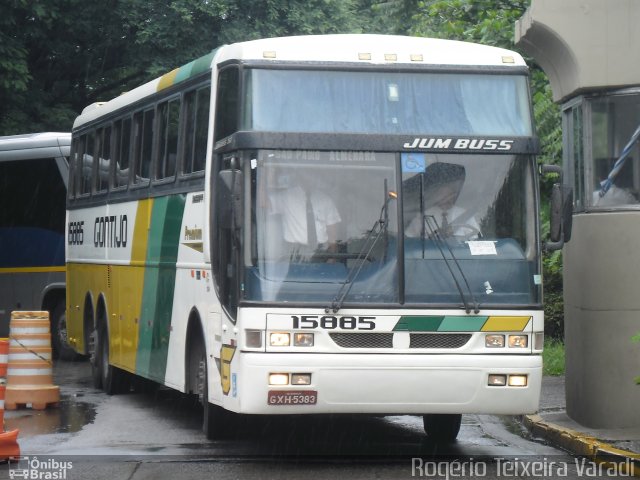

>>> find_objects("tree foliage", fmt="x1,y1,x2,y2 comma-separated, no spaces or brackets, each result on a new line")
0,0,364,134
0,1,563,173
2,0,562,152
410,0,529,45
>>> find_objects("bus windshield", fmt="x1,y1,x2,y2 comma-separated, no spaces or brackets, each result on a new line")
245,150,540,307
244,69,532,136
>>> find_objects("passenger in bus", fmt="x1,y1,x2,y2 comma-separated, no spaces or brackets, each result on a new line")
405,162,481,239
267,171,342,262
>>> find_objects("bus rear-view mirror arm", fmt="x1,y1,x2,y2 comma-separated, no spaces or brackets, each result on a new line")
541,164,573,251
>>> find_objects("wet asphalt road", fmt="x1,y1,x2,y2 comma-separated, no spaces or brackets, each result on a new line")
1,360,609,479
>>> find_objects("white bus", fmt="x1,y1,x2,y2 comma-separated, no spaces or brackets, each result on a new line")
66,34,556,442
0,132,74,358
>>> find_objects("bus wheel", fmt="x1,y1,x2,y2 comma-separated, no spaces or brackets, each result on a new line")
195,339,231,440
423,414,462,443
51,302,77,361
89,327,102,390
96,322,128,395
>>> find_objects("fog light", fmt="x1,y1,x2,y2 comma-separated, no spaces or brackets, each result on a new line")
508,335,528,348
293,332,314,347
269,373,289,385
246,330,262,348
508,375,528,387
291,373,311,385
488,374,507,386
485,334,505,348
270,332,290,347
534,332,544,350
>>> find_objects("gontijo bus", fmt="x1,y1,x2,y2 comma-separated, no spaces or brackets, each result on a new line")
66,34,558,441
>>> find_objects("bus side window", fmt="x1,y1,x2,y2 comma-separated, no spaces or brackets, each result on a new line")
193,87,210,172
113,117,132,189
182,86,210,175
214,67,239,142
157,98,180,180
182,90,196,174
95,126,111,193
141,109,154,183
80,131,94,196
133,110,154,186
69,137,82,199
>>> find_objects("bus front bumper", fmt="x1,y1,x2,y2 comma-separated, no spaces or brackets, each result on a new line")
228,353,542,415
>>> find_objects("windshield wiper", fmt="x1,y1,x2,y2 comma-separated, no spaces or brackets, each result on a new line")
327,185,396,313
424,215,479,314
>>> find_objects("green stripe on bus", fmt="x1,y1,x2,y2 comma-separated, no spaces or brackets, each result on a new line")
393,315,490,332
187,50,216,78
159,50,216,90
136,194,186,382
437,316,488,332
393,316,444,332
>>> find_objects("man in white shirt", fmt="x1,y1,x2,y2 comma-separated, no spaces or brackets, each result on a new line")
405,162,480,240
268,178,342,261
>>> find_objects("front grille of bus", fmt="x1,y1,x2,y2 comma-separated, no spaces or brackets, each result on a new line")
409,333,472,349
330,332,393,349
329,332,472,349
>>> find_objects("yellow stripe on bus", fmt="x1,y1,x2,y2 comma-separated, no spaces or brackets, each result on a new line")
131,199,153,265
119,199,153,371
157,68,180,92
481,316,531,332
0,266,65,274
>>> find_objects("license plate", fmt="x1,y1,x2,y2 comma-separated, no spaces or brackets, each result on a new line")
268,390,318,406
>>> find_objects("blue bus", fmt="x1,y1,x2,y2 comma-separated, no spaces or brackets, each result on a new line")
0,132,73,358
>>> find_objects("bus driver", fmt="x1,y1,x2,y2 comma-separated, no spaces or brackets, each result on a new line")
267,170,342,261
405,162,481,239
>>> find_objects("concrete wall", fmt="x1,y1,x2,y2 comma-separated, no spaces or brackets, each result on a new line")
563,213,640,428
517,0,640,430
516,0,640,102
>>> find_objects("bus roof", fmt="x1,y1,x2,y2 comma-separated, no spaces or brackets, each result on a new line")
0,132,71,162
217,34,526,67
73,34,527,130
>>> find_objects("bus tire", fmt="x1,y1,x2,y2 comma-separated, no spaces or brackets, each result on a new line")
51,302,77,361
96,320,128,395
89,326,102,390
423,414,462,443
194,336,231,440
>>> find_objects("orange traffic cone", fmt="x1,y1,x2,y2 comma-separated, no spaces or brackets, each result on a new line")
0,337,20,460
5,312,60,410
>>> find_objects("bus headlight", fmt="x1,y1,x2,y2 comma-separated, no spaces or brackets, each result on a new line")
293,332,314,347
485,334,505,348
488,374,507,386
269,373,289,385
270,332,291,346
291,373,312,385
508,335,528,348
508,374,528,387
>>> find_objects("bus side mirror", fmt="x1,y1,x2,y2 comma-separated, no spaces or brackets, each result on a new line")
549,184,563,243
217,169,244,229
542,165,573,251
561,185,573,242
